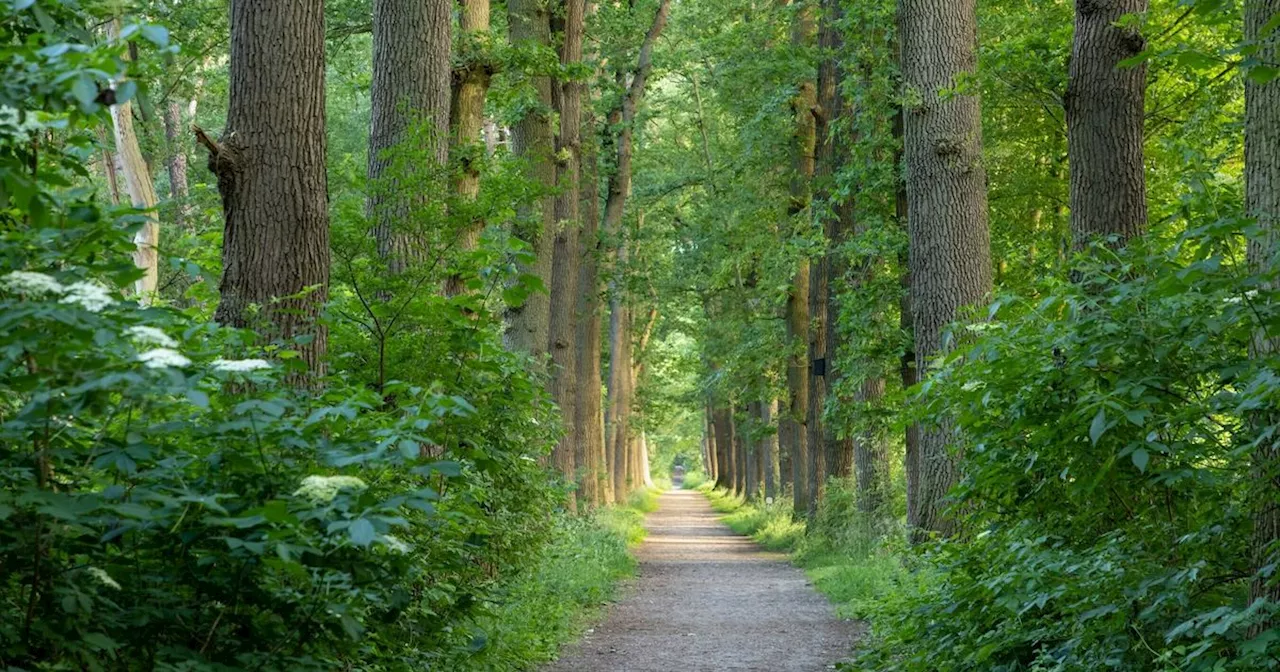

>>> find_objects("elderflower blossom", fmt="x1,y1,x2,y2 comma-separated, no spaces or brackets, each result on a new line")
211,358,273,373
87,567,121,590
137,348,191,369
294,475,368,503
382,535,412,554
1224,290,1260,305
2,270,64,296
60,280,115,313
125,325,178,348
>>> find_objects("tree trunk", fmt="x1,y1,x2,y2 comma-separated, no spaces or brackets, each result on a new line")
731,407,745,496
745,401,760,500
713,405,733,490
577,73,609,506
108,26,159,304
705,404,719,481
549,0,586,506
369,0,452,270
853,377,890,516
899,0,993,540
203,0,329,374
786,0,817,519
607,297,632,498
161,100,190,230
1247,0,1280,616
505,0,558,358
763,400,778,500
447,0,495,295
1066,0,1148,249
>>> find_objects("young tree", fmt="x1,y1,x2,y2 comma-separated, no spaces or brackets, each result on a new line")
368,0,452,269
1066,0,1148,248
899,0,993,539
199,0,330,373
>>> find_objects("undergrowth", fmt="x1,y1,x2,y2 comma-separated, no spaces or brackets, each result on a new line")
454,492,656,670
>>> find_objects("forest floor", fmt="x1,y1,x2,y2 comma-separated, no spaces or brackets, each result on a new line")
546,489,859,671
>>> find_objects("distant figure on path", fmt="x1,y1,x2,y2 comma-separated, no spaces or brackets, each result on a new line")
672,464,685,488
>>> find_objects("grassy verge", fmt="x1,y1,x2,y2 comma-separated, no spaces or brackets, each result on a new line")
700,484,920,621
454,488,661,670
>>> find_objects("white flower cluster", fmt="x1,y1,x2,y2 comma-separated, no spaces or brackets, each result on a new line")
382,535,412,554
61,281,116,313
293,475,369,503
3,271,118,313
137,348,192,369
2,270,64,296
1224,290,1260,305
126,325,178,348
87,567,121,590
212,358,273,373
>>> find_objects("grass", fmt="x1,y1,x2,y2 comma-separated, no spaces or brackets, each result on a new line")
699,483,917,620
454,488,663,670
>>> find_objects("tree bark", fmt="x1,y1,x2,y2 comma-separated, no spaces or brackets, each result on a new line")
607,296,632,498
1066,0,1148,249
505,0,558,358
203,0,329,374
763,400,778,500
369,0,452,270
713,405,734,490
899,0,993,540
447,0,495,295
162,100,190,231
108,23,159,304
786,0,817,518
549,0,586,506
705,404,719,481
577,66,609,506
745,401,760,500
1247,0,1280,616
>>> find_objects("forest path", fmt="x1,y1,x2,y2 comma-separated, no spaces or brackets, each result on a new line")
546,489,858,671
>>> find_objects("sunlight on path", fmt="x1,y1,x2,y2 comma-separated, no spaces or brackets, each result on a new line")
546,490,858,671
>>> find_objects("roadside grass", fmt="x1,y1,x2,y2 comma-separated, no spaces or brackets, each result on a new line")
699,484,920,621
457,489,661,670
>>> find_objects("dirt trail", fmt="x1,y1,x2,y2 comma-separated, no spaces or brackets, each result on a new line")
547,489,858,671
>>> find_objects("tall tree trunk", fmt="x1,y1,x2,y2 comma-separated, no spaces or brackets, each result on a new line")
602,0,671,500
108,23,159,304
731,407,745,496
369,0,452,269
1066,0,1148,249
763,400,778,500
853,377,890,515
786,0,817,519
899,0,993,540
745,401,760,500
448,0,495,295
161,100,190,231
202,0,330,374
549,0,586,506
713,405,733,490
506,0,558,358
894,106,921,529
607,296,632,498
1247,0,1280,616
577,74,609,506
705,404,719,481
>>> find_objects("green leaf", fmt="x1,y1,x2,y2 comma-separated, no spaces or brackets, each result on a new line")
1089,408,1107,445
140,24,169,47
71,76,97,109
1131,448,1149,473
348,518,375,546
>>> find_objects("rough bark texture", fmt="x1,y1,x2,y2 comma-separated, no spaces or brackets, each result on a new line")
447,0,495,296
369,0,452,269
607,278,633,498
763,400,779,500
107,26,159,304
786,0,817,517
1066,0,1148,249
549,0,586,505
1247,0,1280,616
713,405,733,490
577,86,609,506
900,0,993,540
162,100,190,230
505,0,558,358
205,0,330,374
853,377,890,515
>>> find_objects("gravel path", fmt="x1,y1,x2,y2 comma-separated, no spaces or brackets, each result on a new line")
546,489,859,671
